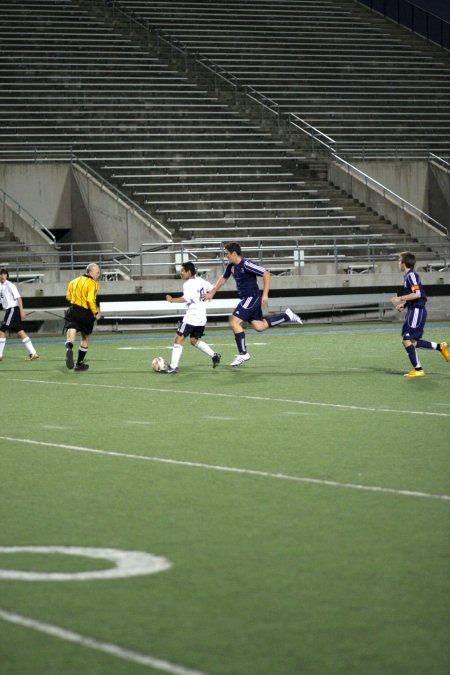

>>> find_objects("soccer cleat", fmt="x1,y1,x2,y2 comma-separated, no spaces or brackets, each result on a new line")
27,353,39,361
212,352,221,368
65,348,74,370
403,369,425,377
230,353,251,367
285,308,303,324
439,341,449,362
74,362,89,371
166,366,178,374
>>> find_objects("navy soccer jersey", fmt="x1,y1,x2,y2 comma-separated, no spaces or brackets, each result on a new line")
403,269,427,308
223,257,266,298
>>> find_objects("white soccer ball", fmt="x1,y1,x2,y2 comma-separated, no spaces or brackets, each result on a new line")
152,356,167,372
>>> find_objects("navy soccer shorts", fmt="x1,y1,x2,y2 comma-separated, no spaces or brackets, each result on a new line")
232,293,264,323
402,306,427,341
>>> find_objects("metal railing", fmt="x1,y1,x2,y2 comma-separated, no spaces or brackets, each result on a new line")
429,152,450,173
1,236,448,281
288,113,338,155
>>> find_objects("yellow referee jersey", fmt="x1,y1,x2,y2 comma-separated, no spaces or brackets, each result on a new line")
66,274,99,314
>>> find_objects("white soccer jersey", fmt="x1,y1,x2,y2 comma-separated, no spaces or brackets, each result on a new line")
182,276,213,326
0,280,21,310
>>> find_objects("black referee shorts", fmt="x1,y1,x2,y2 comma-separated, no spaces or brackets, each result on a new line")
64,305,95,336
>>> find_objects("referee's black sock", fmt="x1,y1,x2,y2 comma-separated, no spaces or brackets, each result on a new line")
65,341,73,350
77,346,88,364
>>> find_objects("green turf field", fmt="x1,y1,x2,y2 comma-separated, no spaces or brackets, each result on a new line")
1,323,449,675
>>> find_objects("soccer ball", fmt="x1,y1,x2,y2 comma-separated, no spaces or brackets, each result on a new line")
152,356,167,372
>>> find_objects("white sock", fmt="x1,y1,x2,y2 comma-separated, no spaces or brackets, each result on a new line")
22,337,36,355
0,337,6,357
170,344,183,368
195,340,214,357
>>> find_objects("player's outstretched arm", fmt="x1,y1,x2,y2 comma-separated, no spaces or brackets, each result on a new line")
202,275,227,301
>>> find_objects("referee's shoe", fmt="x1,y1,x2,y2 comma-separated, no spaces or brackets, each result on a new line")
66,348,74,370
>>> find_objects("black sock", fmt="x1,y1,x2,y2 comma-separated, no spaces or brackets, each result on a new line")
77,347,88,364
235,331,246,354
405,344,421,369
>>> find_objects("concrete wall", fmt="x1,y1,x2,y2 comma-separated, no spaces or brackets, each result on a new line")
329,158,449,245
0,162,72,230
429,161,450,228
71,163,171,251
351,160,429,211
0,161,172,251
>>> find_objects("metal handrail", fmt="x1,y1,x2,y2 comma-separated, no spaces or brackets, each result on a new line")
245,88,281,129
429,152,450,171
288,113,338,153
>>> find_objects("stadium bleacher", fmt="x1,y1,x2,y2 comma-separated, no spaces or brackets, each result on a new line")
0,0,448,286
112,0,450,159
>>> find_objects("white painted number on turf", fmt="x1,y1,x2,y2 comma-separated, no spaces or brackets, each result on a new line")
0,546,172,581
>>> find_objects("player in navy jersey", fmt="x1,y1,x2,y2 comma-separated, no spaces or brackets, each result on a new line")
202,242,302,366
390,251,449,377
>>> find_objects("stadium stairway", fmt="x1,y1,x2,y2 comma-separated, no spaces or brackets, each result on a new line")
0,0,441,272
110,0,450,160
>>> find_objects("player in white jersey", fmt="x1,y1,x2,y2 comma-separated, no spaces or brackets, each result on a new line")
162,262,221,373
0,268,39,361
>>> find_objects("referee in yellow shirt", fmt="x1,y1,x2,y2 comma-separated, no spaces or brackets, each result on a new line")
64,262,101,371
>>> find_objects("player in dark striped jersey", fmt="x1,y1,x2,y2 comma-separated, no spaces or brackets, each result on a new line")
202,242,302,367
390,251,449,377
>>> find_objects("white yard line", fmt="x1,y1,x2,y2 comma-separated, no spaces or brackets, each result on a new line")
118,342,267,350
125,420,157,425
204,416,239,421
0,609,210,675
11,378,450,418
1,435,448,502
